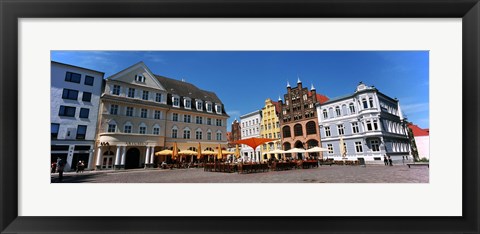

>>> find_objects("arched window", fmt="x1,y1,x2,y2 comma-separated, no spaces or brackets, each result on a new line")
283,142,291,150
123,122,132,133
369,97,374,108
349,103,356,114
139,123,147,134
335,106,341,116
282,126,291,138
294,124,303,136
322,109,328,119
195,129,202,140
306,121,317,135
307,139,318,148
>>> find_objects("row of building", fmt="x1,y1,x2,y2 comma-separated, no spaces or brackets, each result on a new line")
51,61,229,171
230,79,426,164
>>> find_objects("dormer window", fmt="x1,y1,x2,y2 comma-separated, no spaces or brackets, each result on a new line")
206,102,213,112
135,74,145,82
172,96,180,107
184,98,191,109
196,100,203,111
215,104,222,114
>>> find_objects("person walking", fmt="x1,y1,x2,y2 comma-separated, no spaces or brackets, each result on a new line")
388,156,393,166
383,155,388,166
57,157,65,182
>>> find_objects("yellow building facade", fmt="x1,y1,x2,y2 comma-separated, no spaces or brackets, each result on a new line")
260,98,282,161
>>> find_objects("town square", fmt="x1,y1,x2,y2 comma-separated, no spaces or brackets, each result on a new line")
50,51,429,183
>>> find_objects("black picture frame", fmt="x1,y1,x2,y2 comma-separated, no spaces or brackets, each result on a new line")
1,0,478,233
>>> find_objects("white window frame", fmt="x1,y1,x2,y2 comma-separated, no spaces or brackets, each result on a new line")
155,93,162,102
172,113,178,122
206,102,213,112
337,124,345,135
154,110,161,119
184,98,192,109
352,122,359,134
371,140,380,152
355,141,363,153
110,104,118,115
215,104,222,114
126,107,134,117
127,88,135,98
172,95,180,108
196,100,203,111
327,144,333,154
324,126,331,137
124,124,132,133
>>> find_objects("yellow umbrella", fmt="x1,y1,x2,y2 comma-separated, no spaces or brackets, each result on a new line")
178,150,198,155
235,144,240,159
217,144,223,160
201,150,216,155
155,149,173,156
172,142,178,160
197,142,202,159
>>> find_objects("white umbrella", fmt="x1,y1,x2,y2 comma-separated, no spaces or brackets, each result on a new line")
286,148,306,160
339,137,347,158
306,147,329,152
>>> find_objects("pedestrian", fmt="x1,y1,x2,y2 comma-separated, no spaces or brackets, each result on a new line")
76,160,82,173
383,155,388,166
402,156,405,165
51,162,57,173
388,156,393,166
57,157,65,182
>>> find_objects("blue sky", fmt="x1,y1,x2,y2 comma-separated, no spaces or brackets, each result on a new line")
51,51,429,130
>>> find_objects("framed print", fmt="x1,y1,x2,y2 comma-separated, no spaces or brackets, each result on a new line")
1,0,479,233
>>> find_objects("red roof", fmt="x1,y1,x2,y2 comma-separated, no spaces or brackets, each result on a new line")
307,91,329,104
408,123,429,136
271,101,281,114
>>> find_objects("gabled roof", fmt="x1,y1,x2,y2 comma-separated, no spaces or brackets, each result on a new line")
155,75,222,104
307,91,329,104
408,123,429,136
271,101,281,114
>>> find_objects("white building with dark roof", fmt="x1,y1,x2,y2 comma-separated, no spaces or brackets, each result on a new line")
51,61,104,171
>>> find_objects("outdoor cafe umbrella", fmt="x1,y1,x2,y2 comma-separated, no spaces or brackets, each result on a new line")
233,137,276,162
178,150,198,155
235,144,240,159
339,136,347,159
197,142,202,160
268,149,287,160
155,149,173,156
286,148,306,159
306,146,329,160
172,142,179,160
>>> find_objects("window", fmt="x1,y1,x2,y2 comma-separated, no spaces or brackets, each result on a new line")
324,126,331,137
215,104,222,113
139,126,146,134
327,144,334,154
107,124,116,133
184,115,191,123
84,75,94,86
352,122,359,134
349,103,355,114
306,121,317,135
355,141,363,153
196,130,202,140
183,129,191,139
371,140,380,152
185,99,191,109
127,88,135,98
173,97,180,107
126,107,133,117
362,98,368,108
82,92,92,102
110,104,118,115
196,116,203,124
154,110,161,119
65,72,81,83
124,125,132,133
51,123,59,139
59,106,75,117
366,120,372,131
335,106,341,116
206,103,212,112
141,109,147,118
207,132,212,140
207,118,212,125
135,74,145,82
153,127,160,135
282,126,291,138
369,97,374,108
62,89,78,100
155,93,162,102
216,132,222,141
172,129,178,138
294,124,303,136
323,109,328,118
373,120,379,130
142,90,149,100
76,125,87,139
337,124,344,135
216,119,222,126
172,113,179,121
196,101,203,110
79,108,89,118
112,85,120,95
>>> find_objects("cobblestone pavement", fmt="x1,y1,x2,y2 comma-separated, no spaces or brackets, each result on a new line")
52,164,429,183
